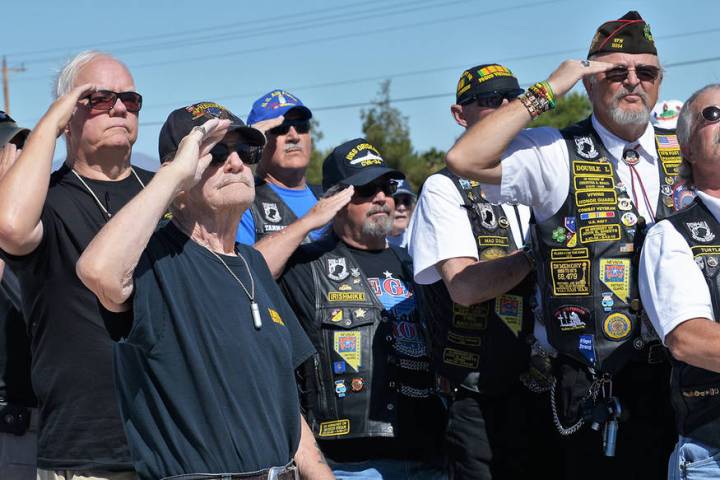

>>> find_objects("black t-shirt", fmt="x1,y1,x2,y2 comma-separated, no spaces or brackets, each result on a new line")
115,222,315,480
280,242,446,463
0,163,153,470
0,266,35,406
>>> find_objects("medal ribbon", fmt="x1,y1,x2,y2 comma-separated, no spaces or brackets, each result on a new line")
622,146,655,221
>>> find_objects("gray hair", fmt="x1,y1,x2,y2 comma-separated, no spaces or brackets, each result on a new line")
676,84,720,186
53,50,124,98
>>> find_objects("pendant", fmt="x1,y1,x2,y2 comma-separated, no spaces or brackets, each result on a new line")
251,301,262,329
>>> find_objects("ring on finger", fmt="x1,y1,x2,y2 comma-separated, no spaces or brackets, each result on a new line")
581,60,590,67
192,125,207,136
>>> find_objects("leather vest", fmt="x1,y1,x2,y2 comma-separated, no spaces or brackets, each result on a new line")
418,168,534,392
300,238,433,441
666,198,720,446
534,117,680,373
249,180,320,242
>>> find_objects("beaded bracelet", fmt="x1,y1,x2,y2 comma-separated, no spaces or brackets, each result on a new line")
518,81,557,118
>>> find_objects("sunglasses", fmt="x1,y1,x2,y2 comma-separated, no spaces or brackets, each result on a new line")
354,180,398,198
464,90,523,109
394,194,415,207
603,65,661,83
267,120,310,136
84,90,143,113
210,143,262,165
700,105,720,125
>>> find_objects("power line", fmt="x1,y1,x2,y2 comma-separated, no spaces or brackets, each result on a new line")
20,0,566,82
6,0,388,60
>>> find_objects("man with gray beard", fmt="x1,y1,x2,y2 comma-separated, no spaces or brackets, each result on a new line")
278,138,447,479
445,10,679,479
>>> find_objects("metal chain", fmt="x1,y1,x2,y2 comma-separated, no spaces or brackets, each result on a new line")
71,167,146,219
206,248,255,303
550,374,606,436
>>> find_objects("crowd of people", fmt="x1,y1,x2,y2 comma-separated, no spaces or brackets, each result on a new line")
2,9,720,480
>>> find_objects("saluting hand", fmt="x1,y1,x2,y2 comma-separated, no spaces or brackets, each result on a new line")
301,185,355,230
170,118,231,190
546,59,615,99
41,83,96,137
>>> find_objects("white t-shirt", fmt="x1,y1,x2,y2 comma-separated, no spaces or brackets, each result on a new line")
639,191,719,343
409,172,531,285
482,115,661,225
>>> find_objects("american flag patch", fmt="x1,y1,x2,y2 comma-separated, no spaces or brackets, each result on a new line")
657,135,679,149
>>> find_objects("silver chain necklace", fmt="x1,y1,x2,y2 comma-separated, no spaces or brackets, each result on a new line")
70,167,146,219
206,247,262,330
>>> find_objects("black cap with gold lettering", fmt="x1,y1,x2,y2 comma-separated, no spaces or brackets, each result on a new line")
455,64,523,106
588,11,657,58
322,138,404,191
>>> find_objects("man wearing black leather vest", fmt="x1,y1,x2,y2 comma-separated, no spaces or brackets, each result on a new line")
279,138,447,479
237,90,353,278
446,11,679,479
409,64,543,479
640,84,720,479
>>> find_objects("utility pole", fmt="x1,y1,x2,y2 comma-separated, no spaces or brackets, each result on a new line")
2,56,26,116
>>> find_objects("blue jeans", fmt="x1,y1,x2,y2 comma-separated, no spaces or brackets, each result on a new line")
330,459,447,480
668,436,720,479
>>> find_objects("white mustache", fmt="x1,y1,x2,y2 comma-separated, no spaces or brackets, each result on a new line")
367,205,392,217
284,142,303,153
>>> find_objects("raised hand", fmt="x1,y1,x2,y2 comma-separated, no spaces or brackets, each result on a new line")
171,118,231,190
547,59,615,98
42,83,96,137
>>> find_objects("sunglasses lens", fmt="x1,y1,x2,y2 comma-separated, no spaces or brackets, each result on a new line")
210,144,229,164
605,68,628,81
355,181,397,197
637,66,660,81
702,106,720,123
89,91,117,110
476,94,503,109
268,121,310,136
118,92,143,112
238,145,263,165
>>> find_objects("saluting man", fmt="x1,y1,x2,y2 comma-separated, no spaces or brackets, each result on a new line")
446,11,680,478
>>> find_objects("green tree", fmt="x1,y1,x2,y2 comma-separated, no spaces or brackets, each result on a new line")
529,91,592,129
305,118,328,185
361,80,414,171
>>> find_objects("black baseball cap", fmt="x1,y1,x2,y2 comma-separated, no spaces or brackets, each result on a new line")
158,102,265,162
588,11,657,58
322,138,404,191
0,111,29,147
456,64,523,105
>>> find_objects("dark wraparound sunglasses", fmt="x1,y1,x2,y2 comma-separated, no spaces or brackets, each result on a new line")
394,194,415,207
603,65,662,83
700,105,720,125
462,89,523,109
210,143,262,165
84,90,143,113
267,120,310,136
354,179,398,198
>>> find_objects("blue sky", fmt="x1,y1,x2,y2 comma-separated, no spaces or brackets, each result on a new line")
5,0,720,169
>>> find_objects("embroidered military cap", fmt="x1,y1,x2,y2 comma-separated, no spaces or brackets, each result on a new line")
588,11,657,58
456,64,523,105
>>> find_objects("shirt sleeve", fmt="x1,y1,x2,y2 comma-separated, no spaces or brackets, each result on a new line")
236,209,256,245
481,127,570,223
127,246,167,352
409,174,478,285
639,220,714,343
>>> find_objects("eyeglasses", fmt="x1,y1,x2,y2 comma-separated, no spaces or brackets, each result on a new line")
700,105,720,125
83,90,143,113
354,180,398,198
463,90,523,109
210,143,262,165
393,194,415,207
603,65,662,83
267,120,310,136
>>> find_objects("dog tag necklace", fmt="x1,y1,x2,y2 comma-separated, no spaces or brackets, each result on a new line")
207,247,262,330
71,167,146,219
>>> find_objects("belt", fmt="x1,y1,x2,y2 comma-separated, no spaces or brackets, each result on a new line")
161,462,299,480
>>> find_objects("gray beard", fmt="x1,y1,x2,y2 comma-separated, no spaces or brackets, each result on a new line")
608,89,651,126
362,215,393,238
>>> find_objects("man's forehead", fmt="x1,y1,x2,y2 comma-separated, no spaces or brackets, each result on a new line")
694,89,720,110
75,57,135,90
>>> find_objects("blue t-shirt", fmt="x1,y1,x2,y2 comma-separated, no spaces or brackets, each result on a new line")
113,222,315,479
237,183,321,245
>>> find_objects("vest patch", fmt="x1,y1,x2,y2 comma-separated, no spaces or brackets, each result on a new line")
262,202,282,223
494,294,523,337
451,303,490,330
599,259,631,302
579,224,622,243
327,292,366,302
318,419,350,437
443,348,480,369
334,331,362,371
602,313,632,340
687,221,717,243
554,305,590,332
550,259,591,296
327,257,349,281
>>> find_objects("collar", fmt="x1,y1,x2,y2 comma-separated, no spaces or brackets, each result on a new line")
591,115,657,164
696,191,720,224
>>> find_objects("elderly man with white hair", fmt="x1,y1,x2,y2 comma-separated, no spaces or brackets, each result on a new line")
0,51,152,479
